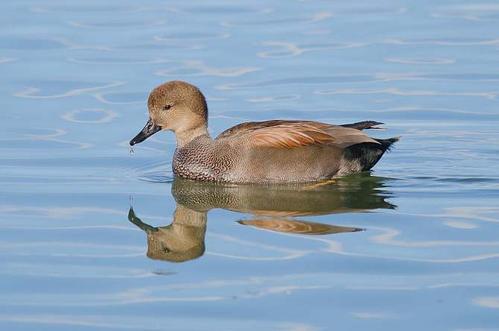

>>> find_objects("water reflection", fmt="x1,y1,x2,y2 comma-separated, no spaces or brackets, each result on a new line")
128,175,394,263
128,205,206,263
238,219,362,235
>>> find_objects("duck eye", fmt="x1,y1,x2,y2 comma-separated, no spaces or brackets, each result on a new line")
163,104,172,111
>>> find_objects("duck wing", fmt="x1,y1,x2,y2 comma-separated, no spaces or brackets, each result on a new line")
216,120,379,149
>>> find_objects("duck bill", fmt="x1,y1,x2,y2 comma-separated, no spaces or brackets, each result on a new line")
130,118,162,146
128,207,158,233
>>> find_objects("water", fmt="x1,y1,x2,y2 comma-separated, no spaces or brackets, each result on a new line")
2,0,499,330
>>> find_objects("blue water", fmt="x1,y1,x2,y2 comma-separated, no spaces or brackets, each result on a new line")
2,0,499,330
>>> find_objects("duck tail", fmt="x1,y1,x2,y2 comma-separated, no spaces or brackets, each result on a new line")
342,121,384,130
375,136,400,152
343,137,400,172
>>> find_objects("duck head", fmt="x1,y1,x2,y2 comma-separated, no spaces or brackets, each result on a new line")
130,80,209,147
128,206,207,263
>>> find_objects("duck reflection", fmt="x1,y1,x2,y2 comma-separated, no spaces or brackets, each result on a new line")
128,174,395,263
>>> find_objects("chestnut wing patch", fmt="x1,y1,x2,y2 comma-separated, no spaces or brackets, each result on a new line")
216,120,379,149
250,123,335,148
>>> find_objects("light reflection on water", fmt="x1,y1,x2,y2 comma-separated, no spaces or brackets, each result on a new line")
1,0,499,330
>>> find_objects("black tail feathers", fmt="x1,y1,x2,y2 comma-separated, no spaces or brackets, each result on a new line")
342,121,384,130
343,136,400,172
375,137,400,152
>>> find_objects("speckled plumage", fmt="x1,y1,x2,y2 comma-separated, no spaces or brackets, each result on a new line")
172,135,233,181
130,80,399,183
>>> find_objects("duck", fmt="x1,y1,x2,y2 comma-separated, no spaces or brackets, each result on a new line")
130,80,399,183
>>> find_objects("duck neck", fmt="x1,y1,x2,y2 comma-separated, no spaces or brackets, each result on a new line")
175,125,211,148
173,204,207,228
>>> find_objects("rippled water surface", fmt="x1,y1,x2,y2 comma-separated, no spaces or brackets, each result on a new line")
2,0,499,330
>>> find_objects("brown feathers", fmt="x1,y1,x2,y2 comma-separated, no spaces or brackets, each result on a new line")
217,120,378,149
250,122,335,148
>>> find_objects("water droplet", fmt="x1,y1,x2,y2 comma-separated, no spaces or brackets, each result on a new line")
129,146,135,155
